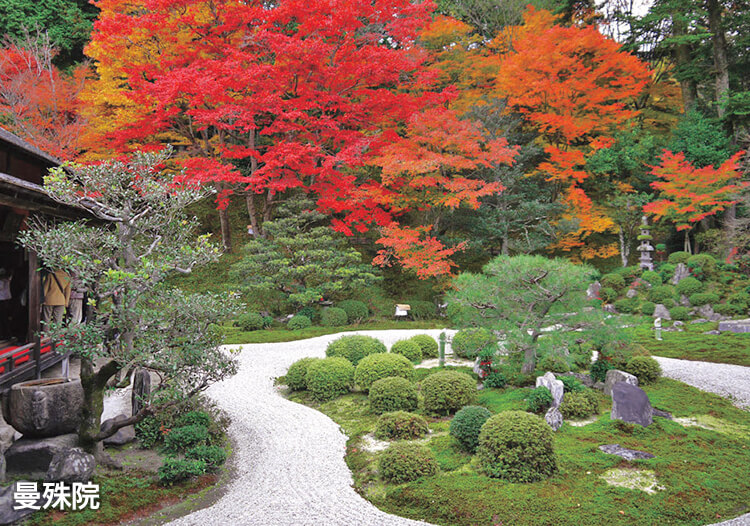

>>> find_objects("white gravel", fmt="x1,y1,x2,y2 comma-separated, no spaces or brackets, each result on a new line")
165,330,750,526
654,356,750,410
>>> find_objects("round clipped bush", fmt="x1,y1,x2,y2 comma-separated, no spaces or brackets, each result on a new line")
641,270,662,286
559,390,599,419
235,312,265,331
326,335,387,366
449,405,492,453
625,356,661,384
477,411,557,483
286,357,320,391
640,301,656,315
559,375,585,393
668,251,691,264
452,328,496,359
600,273,626,291
677,277,704,296
409,300,437,320
648,285,677,304
728,291,750,310
687,253,717,276
355,353,415,392
613,298,639,314
305,357,355,401
599,287,618,303
391,339,422,363
297,305,318,321
669,306,690,321
374,411,428,440
410,334,438,358
525,386,553,414
421,370,477,415
288,314,312,330
689,292,720,306
321,307,348,327
714,303,742,316
337,300,369,323
379,442,438,483
369,377,418,414
538,354,569,373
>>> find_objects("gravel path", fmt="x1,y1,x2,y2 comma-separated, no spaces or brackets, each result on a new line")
165,330,750,526
654,356,750,410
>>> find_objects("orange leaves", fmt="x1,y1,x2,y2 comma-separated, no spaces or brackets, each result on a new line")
538,147,588,184
644,150,745,231
374,224,467,278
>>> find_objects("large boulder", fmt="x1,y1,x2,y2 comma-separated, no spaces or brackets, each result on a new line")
535,372,564,408
46,447,95,483
611,382,653,427
603,369,639,397
4,378,83,438
670,263,690,285
4,434,78,479
545,406,563,432
0,482,45,525
102,415,135,447
653,304,671,320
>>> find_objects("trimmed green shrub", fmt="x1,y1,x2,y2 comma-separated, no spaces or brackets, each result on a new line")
135,415,162,448
409,300,437,320
379,442,438,483
176,411,212,428
600,273,626,291
297,305,318,321
625,356,662,384
337,300,369,323
648,285,677,304
449,405,492,453
560,390,599,419
369,376,419,414
559,375,585,393
305,357,355,401
728,291,750,310
186,445,227,468
677,277,704,296
538,354,569,373
355,353,415,392
669,306,691,321
484,371,506,388
599,287,618,303
158,457,207,485
689,292,720,306
569,353,590,371
714,303,742,316
687,253,717,276
525,386,553,414
641,270,662,286
235,312,265,331
658,263,676,284
614,298,639,314
321,307,348,327
286,357,320,391
374,411,428,440
164,424,209,453
422,370,477,415
391,339,422,363
409,334,438,358
477,411,557,482
452,328,495,359
640,301,656,315
590,359,614,383
614,266,643,281
288,314,312,330
668,251,691,264
326,335,387,365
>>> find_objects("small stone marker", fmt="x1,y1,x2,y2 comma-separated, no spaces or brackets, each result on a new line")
611,382,653,427
654,316,662,340
599,444,655,461
604,369,638,397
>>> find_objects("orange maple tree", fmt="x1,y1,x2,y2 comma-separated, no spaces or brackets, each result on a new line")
644,150,746,252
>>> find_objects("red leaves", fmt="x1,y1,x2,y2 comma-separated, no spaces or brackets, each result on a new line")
374,224,466,278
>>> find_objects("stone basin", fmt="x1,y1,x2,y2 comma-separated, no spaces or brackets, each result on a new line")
4,378,83,438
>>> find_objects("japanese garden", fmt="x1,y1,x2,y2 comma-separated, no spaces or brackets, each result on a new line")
0,0,748,525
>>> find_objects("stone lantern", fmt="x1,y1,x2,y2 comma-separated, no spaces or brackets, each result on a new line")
637,216,655,271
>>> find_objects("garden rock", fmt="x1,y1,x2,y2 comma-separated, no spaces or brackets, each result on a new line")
604,369,638,397
679,294,691,307
0,482,44,525
603,304,617,314
703,330,721,335
673,321,684,328
559,372,594,388
593,381,605,391
599,444,655,461
545,406,563,431
626,288,637,299
611,382,653,427
0,415,14,455
586,281,601,300
691,318,709,324
697,304,716,320
653,304,671,320
670,263,690,285
46,447,96,483
718,319,750,333
132,368,151,416
101,414,135,446
535,372,564,408
4,433,78,478
653,409,673,420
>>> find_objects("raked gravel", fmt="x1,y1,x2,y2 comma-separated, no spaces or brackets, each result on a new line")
166,329,750,526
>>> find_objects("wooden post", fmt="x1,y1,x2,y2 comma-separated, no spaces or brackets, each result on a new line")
27,249,40,342
33,335,41,379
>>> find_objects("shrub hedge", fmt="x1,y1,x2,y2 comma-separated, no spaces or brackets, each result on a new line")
421,371,477,415
410,334,439,358
391,339,423,363
326,335,387,365
286,357,320,391
449,405,492,453
321,307,348,327
288,314,312,330
559,390,599,419
369,376,419,414
374,411,429,440
625,356,662,384
379,442,438,483
337,300,369,323
305,357,355,401
355,353,415,392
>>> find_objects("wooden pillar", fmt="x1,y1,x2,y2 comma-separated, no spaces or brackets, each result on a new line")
26,249,40,342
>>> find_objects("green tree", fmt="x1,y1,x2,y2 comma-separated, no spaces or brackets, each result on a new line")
668,111,736,168
231,196,380,311
447,255,597,373
18,148,239,462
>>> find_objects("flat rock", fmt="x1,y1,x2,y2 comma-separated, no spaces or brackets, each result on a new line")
691,318,709,324
718,319,750,333
703,330,721,335
0,482,45,525
4,433,78,479
536,372,564,408
46,447,95,483
604,369,638,397
545,406,563,431
102,414,136,446
673,320,685,327
611,382,653,427
599,444,655,461
653,408,673,420
653,304,671,320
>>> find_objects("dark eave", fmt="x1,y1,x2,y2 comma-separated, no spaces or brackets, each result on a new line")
0,127,61,168
0,172,93,221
